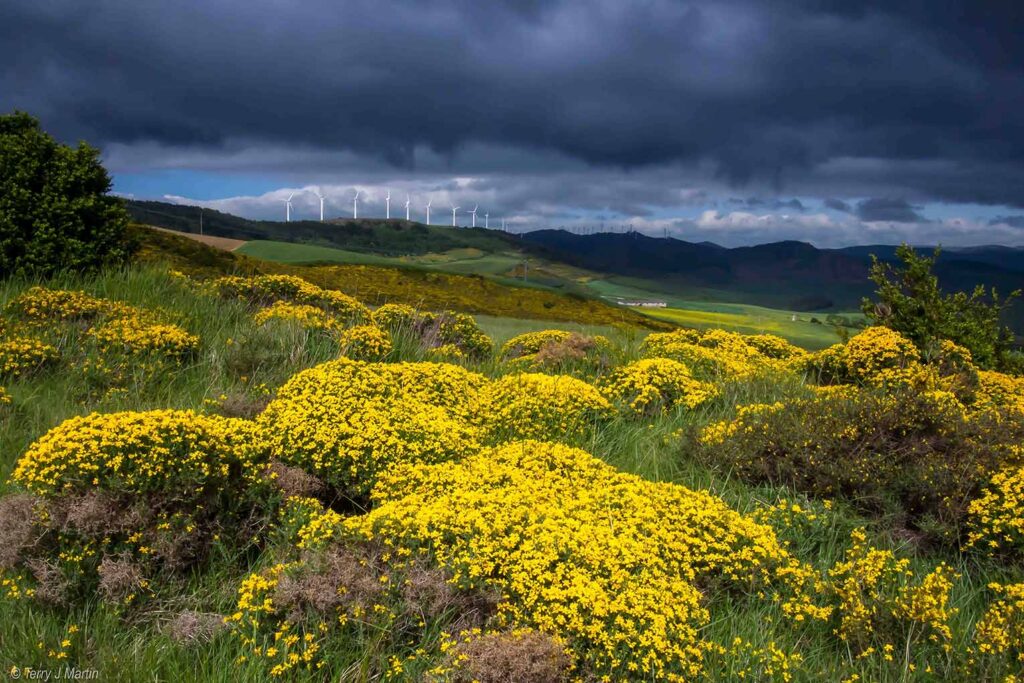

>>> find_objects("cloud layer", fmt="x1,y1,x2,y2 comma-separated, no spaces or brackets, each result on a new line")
3,0,1023,245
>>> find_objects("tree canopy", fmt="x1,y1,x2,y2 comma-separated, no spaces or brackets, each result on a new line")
0,111,134,278
862,244,1020,371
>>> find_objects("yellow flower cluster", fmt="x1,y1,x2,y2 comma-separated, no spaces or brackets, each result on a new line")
88,317,199,360
11,410,265,495
256,359,484,493
420,311,493,358
0,385,10,405
371,302,417,330
5,286,138,324
371,303,492,358
336,324,393,360
346,440,807,680
742,333,807,360
427,343,466,360
807,326,922,387
599,357,718,416
975,370,1024,415
253,301,343,331
825,529,955,651
974,582,1024,663
968,467,1024,555
475,373,614,442
641,328,788,379
213,274,370,323
3,286,200,376
0,337,59,378
698,402,787,446
227,563,326,677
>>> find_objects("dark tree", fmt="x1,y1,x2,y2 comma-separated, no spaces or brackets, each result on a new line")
0,111,134,278
862,243,1020,370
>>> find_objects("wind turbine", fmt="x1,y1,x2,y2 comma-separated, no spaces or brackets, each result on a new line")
283,193,295,222
450,204,460,227
385,189,391,219
425,199,432,225
404,194,411,221
484,212,489,229
469,205,478,228
352,190,360,219
312,189,325,222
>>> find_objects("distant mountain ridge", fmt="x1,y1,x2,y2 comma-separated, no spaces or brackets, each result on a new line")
520,230,1024,319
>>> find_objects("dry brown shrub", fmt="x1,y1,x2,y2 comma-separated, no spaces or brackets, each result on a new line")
0,493,41,569
25,558,68,606
533,333,608,370
273,545,385,622
214,392,271,419
267,460,326,499
164,610,227,645
97,554,144,602
401,561,497,629
452,630,571,683
49,490,140,537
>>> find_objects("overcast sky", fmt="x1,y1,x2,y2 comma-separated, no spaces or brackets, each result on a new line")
3,0,1023,247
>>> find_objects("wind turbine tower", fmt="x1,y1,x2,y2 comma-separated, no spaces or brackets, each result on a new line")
352,190,360,219
404,194,411,221
451,204,460,227
283,193,295,222
312,190,325,222
425,199,432,225
469,205,478,228
385,189,391,219
484,212,489,229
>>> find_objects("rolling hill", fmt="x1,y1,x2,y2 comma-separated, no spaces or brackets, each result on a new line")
127,200,1024,333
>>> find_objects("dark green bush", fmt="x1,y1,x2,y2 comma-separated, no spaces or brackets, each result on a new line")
0,111,134,278
694,389,1024,545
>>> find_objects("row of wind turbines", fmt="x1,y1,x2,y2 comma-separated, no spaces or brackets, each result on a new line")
281,189,505,230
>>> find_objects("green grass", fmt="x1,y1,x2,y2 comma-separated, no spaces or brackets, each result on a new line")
0,264,1021,682
236,240,396,265
585,277,853,349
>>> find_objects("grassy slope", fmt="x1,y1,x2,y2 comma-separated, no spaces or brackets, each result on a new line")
232,235,848,349
135,226,673,332
1,265,1016,681
584,277,853,349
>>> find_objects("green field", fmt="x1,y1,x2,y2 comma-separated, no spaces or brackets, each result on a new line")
236,240,396,265
584,277,853,349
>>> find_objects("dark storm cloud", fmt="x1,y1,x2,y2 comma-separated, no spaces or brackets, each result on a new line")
2,0,1023,206
855,197,925,223
990,216,1024,229
824,198,852,213
730,197,805,211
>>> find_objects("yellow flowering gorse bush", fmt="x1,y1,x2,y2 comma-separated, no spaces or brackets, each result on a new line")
336,324,393,360
599,357,718,416
253,301,343,331
968,467,1024,555
344,440,811,681
475,373,614,442
11,410,266,496
256,359,484,493
0,338,59,378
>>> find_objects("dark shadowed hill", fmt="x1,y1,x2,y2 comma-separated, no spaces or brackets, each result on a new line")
521,231,1024,321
